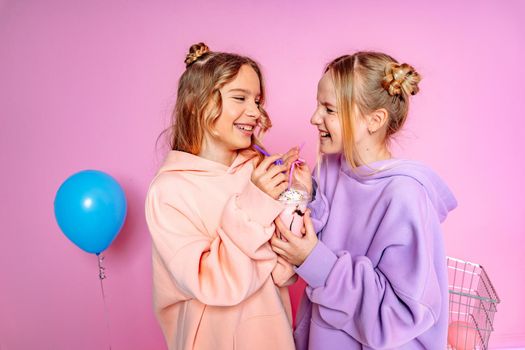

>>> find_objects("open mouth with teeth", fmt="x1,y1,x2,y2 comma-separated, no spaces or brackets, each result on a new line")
234,123,255,135
320,130,331,138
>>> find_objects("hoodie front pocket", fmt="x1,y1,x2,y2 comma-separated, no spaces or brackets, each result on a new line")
309,318,359,350
234,313,294,350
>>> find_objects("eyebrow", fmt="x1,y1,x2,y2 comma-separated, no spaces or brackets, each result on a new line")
319,99,336,108
228,88,260,96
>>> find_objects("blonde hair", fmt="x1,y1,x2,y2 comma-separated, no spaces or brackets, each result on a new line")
163,42,271,156
325,52,421,168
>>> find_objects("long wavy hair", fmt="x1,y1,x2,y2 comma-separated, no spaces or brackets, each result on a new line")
162,43,271,158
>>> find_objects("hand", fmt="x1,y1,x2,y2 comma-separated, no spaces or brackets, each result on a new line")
291,162,313,196
271,209,318,266
280,146,300,166
251,147,299,199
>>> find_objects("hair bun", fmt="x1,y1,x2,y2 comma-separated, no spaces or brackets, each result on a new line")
382,62,421,97
185,42,210,67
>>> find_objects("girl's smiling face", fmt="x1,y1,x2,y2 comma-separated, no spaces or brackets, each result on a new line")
310,72,343,154
202,64,262,159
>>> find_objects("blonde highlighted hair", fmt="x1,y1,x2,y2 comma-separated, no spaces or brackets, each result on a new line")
325,52,421,168
163,42,271,155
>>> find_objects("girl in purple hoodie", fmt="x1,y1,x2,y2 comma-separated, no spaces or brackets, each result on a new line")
271,52,457,349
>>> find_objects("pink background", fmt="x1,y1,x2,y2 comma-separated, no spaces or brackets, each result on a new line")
1,0,524,349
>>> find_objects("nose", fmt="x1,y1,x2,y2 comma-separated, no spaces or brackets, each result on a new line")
310,107,322,125
246,101,261,119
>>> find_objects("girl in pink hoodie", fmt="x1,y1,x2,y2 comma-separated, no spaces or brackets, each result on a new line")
145,43,298,350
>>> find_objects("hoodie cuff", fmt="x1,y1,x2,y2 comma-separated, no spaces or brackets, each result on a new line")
295,240,337,288
236,180,284,226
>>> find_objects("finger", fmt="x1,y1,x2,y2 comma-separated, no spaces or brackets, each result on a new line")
251,166,262,182
256,154,283,171
278,221,297,243
295,163,310,173
290,168,309,183
272,246,289,259
277,253,294,265
281,147,299,163
267,172,287,189
295,166,313,180
303,209,316,238
270,234,289,251
271,182,288,199
265,181,287,200
257,169,284,188
273,226,282,240
275,216,289,233
270,234,286,249
276,224,285,240
269,154,299,181
263,163,289,179
282,152,299,167
281,157,297,168
276,255,290,265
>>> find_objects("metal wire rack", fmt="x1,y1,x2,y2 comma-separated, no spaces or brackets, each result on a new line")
446,256,500,350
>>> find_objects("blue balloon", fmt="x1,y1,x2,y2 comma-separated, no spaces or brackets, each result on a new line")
54,170,127,254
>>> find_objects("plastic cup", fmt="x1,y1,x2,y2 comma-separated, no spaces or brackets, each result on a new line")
278,187,311,238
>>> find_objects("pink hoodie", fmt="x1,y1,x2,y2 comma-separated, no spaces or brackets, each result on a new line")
145,149,296,350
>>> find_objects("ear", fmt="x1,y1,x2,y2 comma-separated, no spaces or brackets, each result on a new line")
367,108,389,134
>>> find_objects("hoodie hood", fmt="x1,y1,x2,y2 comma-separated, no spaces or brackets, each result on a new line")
158,149,258,177
341,157,457,222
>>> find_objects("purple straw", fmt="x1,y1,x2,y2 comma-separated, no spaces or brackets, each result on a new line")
253,144,283,165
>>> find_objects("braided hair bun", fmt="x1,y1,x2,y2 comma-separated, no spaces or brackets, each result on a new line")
382,62,421,97
185,42,210,67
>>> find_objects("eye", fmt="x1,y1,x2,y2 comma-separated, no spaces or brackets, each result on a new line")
233,96,246,101
320,101,336,114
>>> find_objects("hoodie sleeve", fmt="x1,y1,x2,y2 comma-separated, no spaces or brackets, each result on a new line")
295,183,443,349
146,177,284,306
237,182,298,287
271,256,298,287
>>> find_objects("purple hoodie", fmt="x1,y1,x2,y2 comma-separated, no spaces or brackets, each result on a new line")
294,155,457,350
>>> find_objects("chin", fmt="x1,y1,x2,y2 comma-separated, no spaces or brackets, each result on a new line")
320,144,340,155
231,139,252,151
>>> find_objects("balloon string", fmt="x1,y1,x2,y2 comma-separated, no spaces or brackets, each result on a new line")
97,253,112,350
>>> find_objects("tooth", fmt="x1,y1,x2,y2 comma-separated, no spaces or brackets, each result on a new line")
237,125,253,131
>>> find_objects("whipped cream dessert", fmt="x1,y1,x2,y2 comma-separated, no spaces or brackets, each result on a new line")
278,188,311,237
